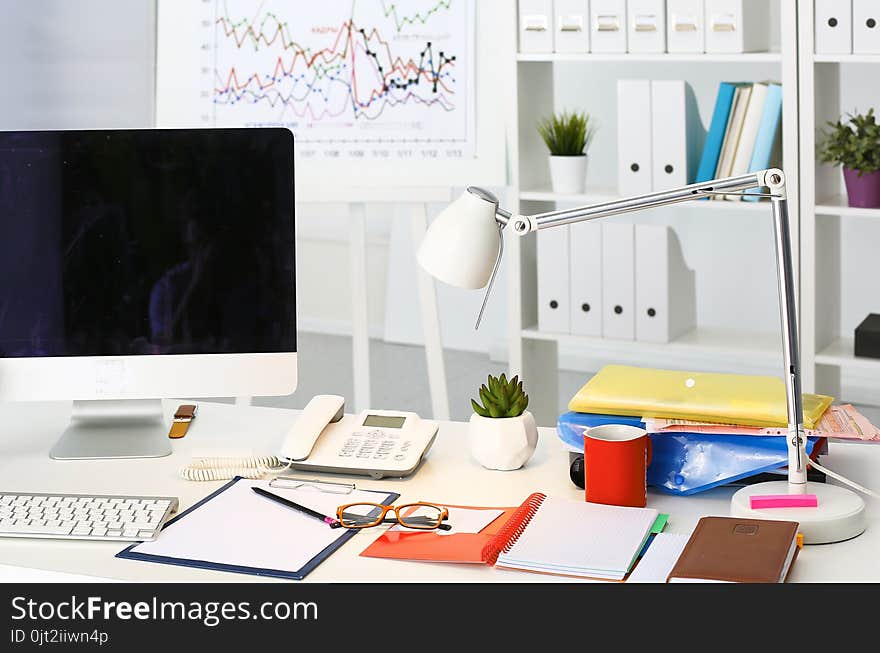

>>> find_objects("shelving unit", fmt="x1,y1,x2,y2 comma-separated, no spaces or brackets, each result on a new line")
813,54,880,64
798,0,880,407
506,1,802,425
815,196,880,219
517,53,783,63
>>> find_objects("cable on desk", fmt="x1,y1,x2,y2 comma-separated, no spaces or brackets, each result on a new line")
807,458,880,500
178,456,292,482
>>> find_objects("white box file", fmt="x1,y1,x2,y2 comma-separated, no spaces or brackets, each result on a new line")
520,0,554,53
666,0,705,53
554,0,591,53
569,221,603,336
853,0,880,55
601,223,635,340
815,0,853,54
618,79,653,196
704,0,769,53
635,225,696,343
650,80,702,189
627,0,667,53
537,226,571,333
591,0,628,52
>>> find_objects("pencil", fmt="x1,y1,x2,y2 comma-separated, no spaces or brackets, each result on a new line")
252,486,342,528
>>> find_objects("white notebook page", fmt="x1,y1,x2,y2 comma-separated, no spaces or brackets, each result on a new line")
496,498,658,578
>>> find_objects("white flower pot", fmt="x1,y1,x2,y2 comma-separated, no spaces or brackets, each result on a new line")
548,154,588,195
468,411,539,471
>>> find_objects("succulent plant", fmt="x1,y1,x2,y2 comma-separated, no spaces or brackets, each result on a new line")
471,373,529,419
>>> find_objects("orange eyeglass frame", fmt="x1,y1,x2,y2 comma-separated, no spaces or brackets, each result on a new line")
335,502,450,530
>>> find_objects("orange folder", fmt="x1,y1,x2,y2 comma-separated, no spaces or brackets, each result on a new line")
359,495,540,564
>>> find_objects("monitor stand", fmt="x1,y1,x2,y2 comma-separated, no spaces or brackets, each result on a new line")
49,399,173,460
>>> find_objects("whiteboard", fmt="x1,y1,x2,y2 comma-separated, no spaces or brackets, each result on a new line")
155,0,512,193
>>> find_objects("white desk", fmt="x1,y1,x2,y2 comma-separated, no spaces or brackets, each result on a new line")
1,400,878,582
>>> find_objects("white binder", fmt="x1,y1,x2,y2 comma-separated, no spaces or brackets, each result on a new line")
554,0,590,53
601,223,635,341
853,0,880,55
627,0,666,53
569,222,603,336
591,0,628,52
650,80,702,190
617,79,653,196
666,0,705,53
635,224,696,343
815,0,852,55
704,0,769,53
519,0,554,53
537,226,571,333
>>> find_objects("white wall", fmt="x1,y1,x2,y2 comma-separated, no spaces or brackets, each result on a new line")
0,1,156,128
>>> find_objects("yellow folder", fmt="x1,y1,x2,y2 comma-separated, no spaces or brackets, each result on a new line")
568,365,833,429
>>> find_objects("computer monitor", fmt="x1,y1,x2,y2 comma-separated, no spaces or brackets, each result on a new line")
0,128,297,459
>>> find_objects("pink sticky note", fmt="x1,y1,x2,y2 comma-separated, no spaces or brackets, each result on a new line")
749,494,819,509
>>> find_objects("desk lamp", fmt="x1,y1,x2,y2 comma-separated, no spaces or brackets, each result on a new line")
417,169,866,544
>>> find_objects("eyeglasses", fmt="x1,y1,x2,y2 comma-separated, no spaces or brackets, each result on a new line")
336,502,451,531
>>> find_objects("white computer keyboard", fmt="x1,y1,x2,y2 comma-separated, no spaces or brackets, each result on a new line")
0,492,178,542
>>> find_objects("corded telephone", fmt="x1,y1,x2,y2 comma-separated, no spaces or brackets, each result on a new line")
179,395,439,481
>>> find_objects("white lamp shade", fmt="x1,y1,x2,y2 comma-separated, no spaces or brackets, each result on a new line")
417,189,501,289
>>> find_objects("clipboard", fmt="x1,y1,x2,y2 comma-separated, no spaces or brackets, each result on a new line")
117,477,398,580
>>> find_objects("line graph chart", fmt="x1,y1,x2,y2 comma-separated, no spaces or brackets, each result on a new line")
157,0,476,162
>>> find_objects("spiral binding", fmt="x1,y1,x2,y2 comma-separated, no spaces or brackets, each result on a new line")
481,492,546,566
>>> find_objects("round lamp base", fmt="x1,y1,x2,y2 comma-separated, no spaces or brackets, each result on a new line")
730,481,867,544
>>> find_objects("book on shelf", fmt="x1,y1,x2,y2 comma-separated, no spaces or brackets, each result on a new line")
714,84,752,182
743,82,783,201
695,81,740,188
697,81,783,201
726,81,769,198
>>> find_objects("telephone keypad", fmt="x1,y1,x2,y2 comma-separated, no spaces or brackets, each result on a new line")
337,431,415,464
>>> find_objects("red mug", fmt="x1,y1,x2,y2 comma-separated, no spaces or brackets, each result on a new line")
583,425,652,508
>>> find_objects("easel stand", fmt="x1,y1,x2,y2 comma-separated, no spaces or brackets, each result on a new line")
283,187,452,420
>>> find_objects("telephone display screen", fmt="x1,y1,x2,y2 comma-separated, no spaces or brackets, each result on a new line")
363,415,407,429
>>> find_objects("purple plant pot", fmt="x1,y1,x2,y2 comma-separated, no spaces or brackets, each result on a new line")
843,168,880,209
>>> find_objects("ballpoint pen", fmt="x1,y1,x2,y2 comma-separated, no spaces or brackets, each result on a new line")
252,486,342,528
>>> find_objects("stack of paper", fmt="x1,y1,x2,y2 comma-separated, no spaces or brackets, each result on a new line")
643,404,880,442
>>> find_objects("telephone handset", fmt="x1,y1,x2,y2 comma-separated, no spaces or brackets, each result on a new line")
279,395,346,461
280,395,439,479
179,395,439,481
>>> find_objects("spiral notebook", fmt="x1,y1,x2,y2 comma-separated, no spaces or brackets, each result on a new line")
362,493,658,581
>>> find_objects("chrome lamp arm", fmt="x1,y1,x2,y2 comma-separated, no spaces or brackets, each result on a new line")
477,169,807,489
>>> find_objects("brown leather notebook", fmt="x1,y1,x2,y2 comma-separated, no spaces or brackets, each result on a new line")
668,516,800,583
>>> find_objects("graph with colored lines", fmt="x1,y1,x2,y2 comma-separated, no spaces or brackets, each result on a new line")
156,0,476,161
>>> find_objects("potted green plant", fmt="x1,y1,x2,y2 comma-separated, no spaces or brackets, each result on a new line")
818,109,880,208
537,110,597,195
468,374,537,471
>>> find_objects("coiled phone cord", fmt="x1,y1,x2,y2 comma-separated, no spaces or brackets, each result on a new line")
178,456,292,482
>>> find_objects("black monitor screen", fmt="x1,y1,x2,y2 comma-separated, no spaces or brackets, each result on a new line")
0,128,295,357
